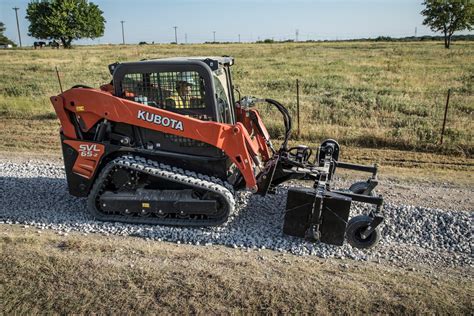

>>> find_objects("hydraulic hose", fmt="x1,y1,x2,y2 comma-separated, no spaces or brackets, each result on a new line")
264,98,292,151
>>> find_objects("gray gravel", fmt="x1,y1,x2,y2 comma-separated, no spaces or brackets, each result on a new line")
0,160,472,267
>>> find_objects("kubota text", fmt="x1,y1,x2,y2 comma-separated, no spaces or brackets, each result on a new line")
137,110,184,131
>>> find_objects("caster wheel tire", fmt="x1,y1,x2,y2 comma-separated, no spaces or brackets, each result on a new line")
349,181,376,196
346,215,381,249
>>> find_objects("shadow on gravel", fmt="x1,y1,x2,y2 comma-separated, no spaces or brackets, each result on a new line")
0,176,287,235
0,175,324,254
0,176,90,222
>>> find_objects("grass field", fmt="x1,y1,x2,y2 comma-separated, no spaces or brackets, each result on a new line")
0,41,472,155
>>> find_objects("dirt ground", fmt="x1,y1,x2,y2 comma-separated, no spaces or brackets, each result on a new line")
1,225,472,314
333,172,473,212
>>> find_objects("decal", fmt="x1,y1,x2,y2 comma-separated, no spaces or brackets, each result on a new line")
78,144,101,157
137,110,184,131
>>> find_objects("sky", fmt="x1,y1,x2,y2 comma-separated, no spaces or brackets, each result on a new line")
1,0,473,46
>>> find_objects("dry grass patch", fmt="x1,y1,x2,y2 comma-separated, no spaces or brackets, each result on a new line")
1,225,472,314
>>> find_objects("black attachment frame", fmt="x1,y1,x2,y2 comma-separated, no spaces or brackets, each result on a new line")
258,136,384,245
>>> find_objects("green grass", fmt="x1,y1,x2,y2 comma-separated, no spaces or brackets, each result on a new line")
0,41,472,155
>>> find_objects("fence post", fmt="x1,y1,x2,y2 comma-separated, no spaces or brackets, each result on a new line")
55,66,63,93
296,79,300,138
440,88,451,145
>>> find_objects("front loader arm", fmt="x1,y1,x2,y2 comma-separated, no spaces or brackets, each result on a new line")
235,106,273,161
51,87,261,190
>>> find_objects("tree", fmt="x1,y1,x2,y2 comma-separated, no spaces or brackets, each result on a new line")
26,0,105,48
421,0,473,48
0,22,15,46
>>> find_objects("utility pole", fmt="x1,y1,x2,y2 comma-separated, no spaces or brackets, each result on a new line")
12,7,22,47
120,21,125,44
173,26,178,44
238,34,241,43
295,29,299,42
184,33,188,44
415,26,417,37
213,31,216,43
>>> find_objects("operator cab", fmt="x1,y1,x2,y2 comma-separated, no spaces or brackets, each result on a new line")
105,57,237,177
110,56,236,124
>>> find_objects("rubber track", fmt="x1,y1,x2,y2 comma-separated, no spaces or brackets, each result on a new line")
87,155,235,226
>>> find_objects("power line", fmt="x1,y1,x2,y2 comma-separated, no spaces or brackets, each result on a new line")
12,7,22,47
173,26,178,44
120,20,125,44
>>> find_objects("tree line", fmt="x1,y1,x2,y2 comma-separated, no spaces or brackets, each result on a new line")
1,0,472,49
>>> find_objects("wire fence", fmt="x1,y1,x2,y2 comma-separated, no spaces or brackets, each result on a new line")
288,79,473,148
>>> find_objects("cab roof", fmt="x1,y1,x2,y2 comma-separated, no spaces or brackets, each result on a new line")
143,56,234,66
108,56,234,75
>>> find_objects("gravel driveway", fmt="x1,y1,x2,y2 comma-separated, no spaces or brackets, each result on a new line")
0,159,472,267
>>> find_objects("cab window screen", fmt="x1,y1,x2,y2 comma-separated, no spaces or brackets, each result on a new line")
121,71,206,109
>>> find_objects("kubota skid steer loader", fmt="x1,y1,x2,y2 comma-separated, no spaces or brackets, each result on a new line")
51,56,384,249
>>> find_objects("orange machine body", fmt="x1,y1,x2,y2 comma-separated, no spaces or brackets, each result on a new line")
51,87,272,191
